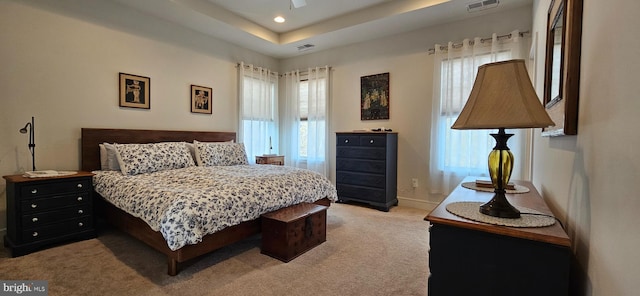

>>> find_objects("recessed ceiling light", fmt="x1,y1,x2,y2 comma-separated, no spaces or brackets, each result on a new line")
274,16,285,23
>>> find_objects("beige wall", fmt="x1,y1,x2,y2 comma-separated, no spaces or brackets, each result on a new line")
0,1,278,229
281,6,533,209
531,0,640,295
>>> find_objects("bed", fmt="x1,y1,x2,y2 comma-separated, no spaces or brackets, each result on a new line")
81,128,336,275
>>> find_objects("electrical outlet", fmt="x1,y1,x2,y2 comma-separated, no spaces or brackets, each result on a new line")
411,178,419,188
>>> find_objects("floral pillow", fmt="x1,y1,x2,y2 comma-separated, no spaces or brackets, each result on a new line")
194,140,248,166
114,142,195,175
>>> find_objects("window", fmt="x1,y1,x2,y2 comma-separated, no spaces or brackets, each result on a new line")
429,32,528,196
298,80,309,158
438,52,511,172
238,64,278,162
297,78,328,159
282,67,330,176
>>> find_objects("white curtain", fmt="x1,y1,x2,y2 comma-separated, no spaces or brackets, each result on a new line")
238,62,278,164
429,30,530,197
282,66,330,176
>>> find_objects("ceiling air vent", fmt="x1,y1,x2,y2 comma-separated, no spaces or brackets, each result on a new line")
467,0,499,12
291,0,307,9
297,44,315,52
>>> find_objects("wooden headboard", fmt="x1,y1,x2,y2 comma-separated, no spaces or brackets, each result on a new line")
81,128,236,172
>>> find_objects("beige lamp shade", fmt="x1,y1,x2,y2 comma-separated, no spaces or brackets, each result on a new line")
451,59,555,130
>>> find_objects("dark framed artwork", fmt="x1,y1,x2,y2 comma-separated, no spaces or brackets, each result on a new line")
191,85,212,114
119,72,150,109
361,72,390,120
541,0,582,136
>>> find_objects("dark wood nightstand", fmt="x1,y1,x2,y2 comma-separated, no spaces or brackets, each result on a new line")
255,155,284,165
3,171,96,257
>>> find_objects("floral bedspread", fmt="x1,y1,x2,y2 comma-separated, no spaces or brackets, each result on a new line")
93,165,337,250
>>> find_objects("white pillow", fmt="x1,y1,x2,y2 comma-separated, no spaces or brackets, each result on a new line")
99,144,108,170
114,142,195,175
185,142,197,163
193,140,248,166
99,143,121,171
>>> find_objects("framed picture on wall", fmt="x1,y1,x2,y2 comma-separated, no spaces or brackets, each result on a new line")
361,72,390,120
191,84,212,114
119,72,150,109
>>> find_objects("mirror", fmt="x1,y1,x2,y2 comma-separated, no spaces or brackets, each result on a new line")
549,11,563,105
542,0,583,136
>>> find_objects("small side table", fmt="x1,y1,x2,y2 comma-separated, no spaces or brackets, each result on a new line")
256,155,284,165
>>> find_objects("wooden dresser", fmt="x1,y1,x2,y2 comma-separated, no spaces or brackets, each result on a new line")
424,177,571,296
3,172,96,256
335,132,398,211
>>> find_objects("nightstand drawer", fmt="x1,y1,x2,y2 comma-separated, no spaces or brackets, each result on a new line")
21,179,90,197
20,192,90,213
22,205,91,228
20,216,93,243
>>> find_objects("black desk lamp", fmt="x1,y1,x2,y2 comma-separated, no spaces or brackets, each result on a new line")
19,116,36,172
451,60,555,218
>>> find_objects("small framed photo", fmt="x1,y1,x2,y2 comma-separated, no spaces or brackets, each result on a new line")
119,73,150,109
191,85,212,114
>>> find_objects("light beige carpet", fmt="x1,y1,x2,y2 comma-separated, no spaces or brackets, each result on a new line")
0,203,431,296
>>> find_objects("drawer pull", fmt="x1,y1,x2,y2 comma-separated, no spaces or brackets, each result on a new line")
32,232,38,237
344,139,349,143
78,222,84,227
77,197,83,201
78,209,84,214
370,139,374,144
31,189,38,194
32,217,39,222
31,203,38,209
77,183,83,188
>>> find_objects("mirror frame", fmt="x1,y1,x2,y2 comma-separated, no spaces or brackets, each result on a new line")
542,0,583,136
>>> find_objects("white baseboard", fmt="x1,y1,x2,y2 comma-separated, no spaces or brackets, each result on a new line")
397,196,439,211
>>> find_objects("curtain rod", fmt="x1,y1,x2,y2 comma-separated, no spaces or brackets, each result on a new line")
236,63,279,75
427,30,529,55
280,66,332,77
235,63,333,78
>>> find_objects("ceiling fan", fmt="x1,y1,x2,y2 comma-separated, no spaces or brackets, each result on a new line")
291,0,307,8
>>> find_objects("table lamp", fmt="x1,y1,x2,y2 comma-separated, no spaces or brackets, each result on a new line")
19,116,36,172
451,60,554,218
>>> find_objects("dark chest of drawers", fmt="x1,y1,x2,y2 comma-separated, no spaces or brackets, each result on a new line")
3,172,96,256
335,132,398,211
425,177,571,296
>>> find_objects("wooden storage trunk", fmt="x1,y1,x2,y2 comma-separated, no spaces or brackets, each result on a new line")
261,203,328,262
